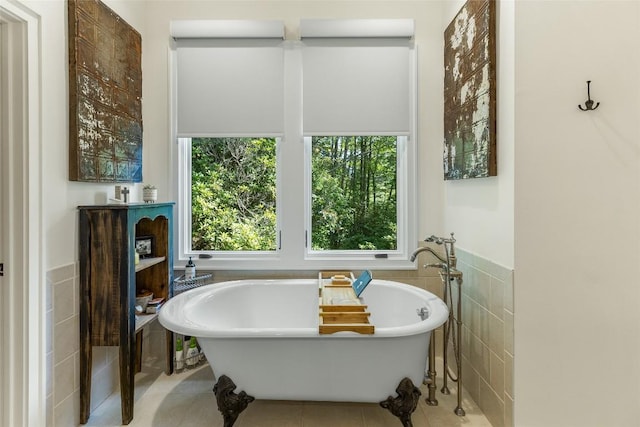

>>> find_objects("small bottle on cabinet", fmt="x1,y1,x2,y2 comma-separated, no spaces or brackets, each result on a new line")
185,257,196,280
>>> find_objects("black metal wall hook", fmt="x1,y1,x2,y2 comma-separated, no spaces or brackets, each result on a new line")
579,80,600,111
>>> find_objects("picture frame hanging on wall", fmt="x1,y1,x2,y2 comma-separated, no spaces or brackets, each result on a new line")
443,0,497,180
68,0,143,182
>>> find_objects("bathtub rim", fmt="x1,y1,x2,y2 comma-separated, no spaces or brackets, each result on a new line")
159,278,448,339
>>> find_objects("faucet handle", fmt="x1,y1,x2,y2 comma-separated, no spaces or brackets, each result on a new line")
424,262,447,270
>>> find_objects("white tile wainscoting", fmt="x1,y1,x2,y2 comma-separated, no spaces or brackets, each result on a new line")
456,249,515,427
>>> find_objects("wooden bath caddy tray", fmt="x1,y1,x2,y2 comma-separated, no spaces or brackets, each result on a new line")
318,271,374,335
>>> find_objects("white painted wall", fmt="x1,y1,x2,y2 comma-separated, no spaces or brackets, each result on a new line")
444,0,640,425
514,1,640,426
442,0,515,269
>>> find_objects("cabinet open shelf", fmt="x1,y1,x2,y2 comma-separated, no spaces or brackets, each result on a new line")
135,313,158,333
135,256,166,272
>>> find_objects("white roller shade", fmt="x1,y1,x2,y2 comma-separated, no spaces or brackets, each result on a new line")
302,38,412,136
300,19,414,38
175,38,284,137
171,20,284,39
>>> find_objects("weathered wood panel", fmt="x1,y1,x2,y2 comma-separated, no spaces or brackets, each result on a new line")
443,0,497,180
68,0,143,182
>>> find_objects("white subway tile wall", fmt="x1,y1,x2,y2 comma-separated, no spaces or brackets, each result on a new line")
457,249,514,427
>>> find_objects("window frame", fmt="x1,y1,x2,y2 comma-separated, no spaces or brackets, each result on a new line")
171,35,418,271
303,135,410,260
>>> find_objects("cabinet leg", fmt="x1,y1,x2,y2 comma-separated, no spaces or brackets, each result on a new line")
79,342,92,424
135,331,143,374
119,340,135,425
165,330,174,374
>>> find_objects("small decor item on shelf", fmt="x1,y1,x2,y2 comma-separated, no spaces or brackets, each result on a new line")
135,290,153,314
135,235,154,258
142,184,157,203
120,186,130,203
145,297,165,314
111,185,127,204
184,256,196,280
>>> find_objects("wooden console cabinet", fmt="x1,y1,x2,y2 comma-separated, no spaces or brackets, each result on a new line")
78,203,174,424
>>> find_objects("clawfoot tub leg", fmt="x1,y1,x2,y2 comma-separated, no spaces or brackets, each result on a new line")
379,377,422,427
213,375,255,427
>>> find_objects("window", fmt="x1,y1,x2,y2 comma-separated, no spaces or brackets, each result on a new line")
309,136,399,252
190,137,277,252
172,19,417,270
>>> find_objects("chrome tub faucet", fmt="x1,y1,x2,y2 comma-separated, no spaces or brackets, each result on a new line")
409,232,457,269
410,232,465,417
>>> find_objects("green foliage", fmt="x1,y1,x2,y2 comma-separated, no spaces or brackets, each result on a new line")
190,136,398,252
311,136,397,251
191,137,276,251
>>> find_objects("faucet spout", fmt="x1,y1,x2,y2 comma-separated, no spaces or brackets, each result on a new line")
409,246,447,263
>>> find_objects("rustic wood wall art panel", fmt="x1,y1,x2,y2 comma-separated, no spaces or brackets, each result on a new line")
68,0,143,182
443,0,496,180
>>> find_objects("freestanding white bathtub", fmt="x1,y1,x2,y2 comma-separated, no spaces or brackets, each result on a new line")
159,278,448,406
